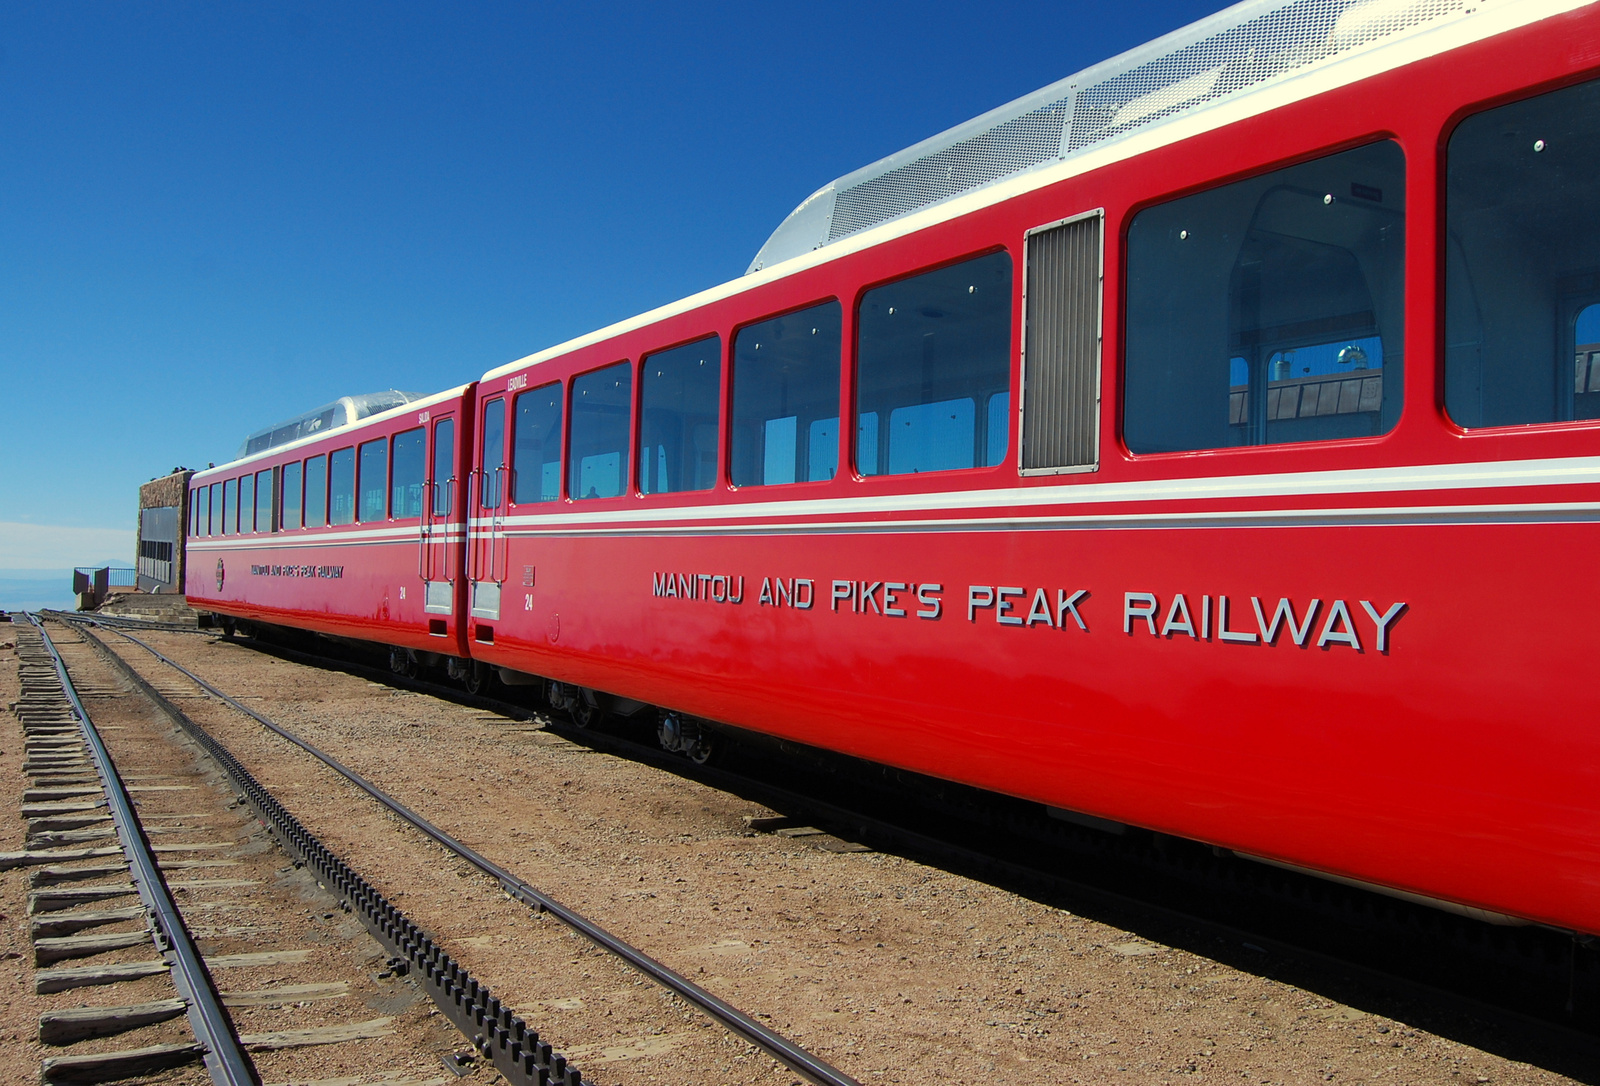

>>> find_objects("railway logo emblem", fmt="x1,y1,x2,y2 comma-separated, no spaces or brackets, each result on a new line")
216,558,226,591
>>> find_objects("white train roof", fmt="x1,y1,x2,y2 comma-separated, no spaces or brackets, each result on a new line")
750,0,1510,272
482,0,1584,385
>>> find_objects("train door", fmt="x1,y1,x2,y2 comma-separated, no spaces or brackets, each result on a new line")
469,395,507,621
421,414,458,615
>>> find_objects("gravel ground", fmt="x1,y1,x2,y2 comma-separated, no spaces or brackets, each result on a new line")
6,624,1583,1086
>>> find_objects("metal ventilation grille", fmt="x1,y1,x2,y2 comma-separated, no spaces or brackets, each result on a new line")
1066,0,1467,152
753,0,1479,270
1022,212,1103,475
828,101,1072,242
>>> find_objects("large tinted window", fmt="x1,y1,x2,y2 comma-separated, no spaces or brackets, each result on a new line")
304,455,327,528
197,486,211,537
208,483,220,535
255,470,273,532
1446,78,1600,426
857,252,1013,476
1125,141,1404,453
222,479,237,535
568,362,632,499
732,301,841,486
432,418,454,516
391,427,425,518
358,438,387,521
330,447,356,526
281,462,302,530
513,384,562,503
481,398,506,509
239,475,255,533
640,337,720,494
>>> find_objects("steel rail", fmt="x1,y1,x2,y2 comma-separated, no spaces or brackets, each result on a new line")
141,620,1600,1075
84,619,861,1086
26,613,259,1086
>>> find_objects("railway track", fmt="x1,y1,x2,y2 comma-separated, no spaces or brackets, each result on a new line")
40,614,861,1086
6,614,612,1085
53,611,1600,1082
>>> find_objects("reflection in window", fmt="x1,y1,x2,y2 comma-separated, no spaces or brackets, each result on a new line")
856,252,1012,476
330,447,356,526
281,462,302,530
304,455,327,528
358,438,387,522
432,419,455,516
481,399,506,509
391,428,425,518
513,384,563,503
640,337,720,495
1447,77,1600,426
1126,141,1404,452
255,470,273,532
568,362,632,500
732,301,841,486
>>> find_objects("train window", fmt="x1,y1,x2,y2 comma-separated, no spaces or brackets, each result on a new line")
358,438,387,521
329,447,356,526
856,252,1013,476
281,461,302,531
208,483,220,536
255,470,274,532
568,362,632,500
1125,140,1404,453
1022,211,1102,473
432,418,455,516
222,478,237,535
391,427,425,518
239,474,255,533
640,336,720,495
304,455,327,528
193,487,207,538
512,384,562,503
1445,78,1600,427
731,300,842,486
481,398,506,509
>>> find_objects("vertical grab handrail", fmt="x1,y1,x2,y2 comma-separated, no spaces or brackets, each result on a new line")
465,468,483,585
418,479,434,582
491,465,509,584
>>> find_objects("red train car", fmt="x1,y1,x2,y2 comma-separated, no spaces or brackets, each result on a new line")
192,0,1600,937
187,386,476,665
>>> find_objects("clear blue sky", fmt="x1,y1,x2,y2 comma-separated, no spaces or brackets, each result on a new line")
0,0,1221,567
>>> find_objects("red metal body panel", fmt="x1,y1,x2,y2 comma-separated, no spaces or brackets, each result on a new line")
187,387,476,657
459,10,1600,937
178,7,1600,936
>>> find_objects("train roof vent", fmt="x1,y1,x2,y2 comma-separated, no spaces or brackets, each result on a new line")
749,0,1479,273
234,390,426,461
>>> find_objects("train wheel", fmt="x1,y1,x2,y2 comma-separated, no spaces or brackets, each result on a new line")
684,732,719,766
572,692,605,729
463,661,488,696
